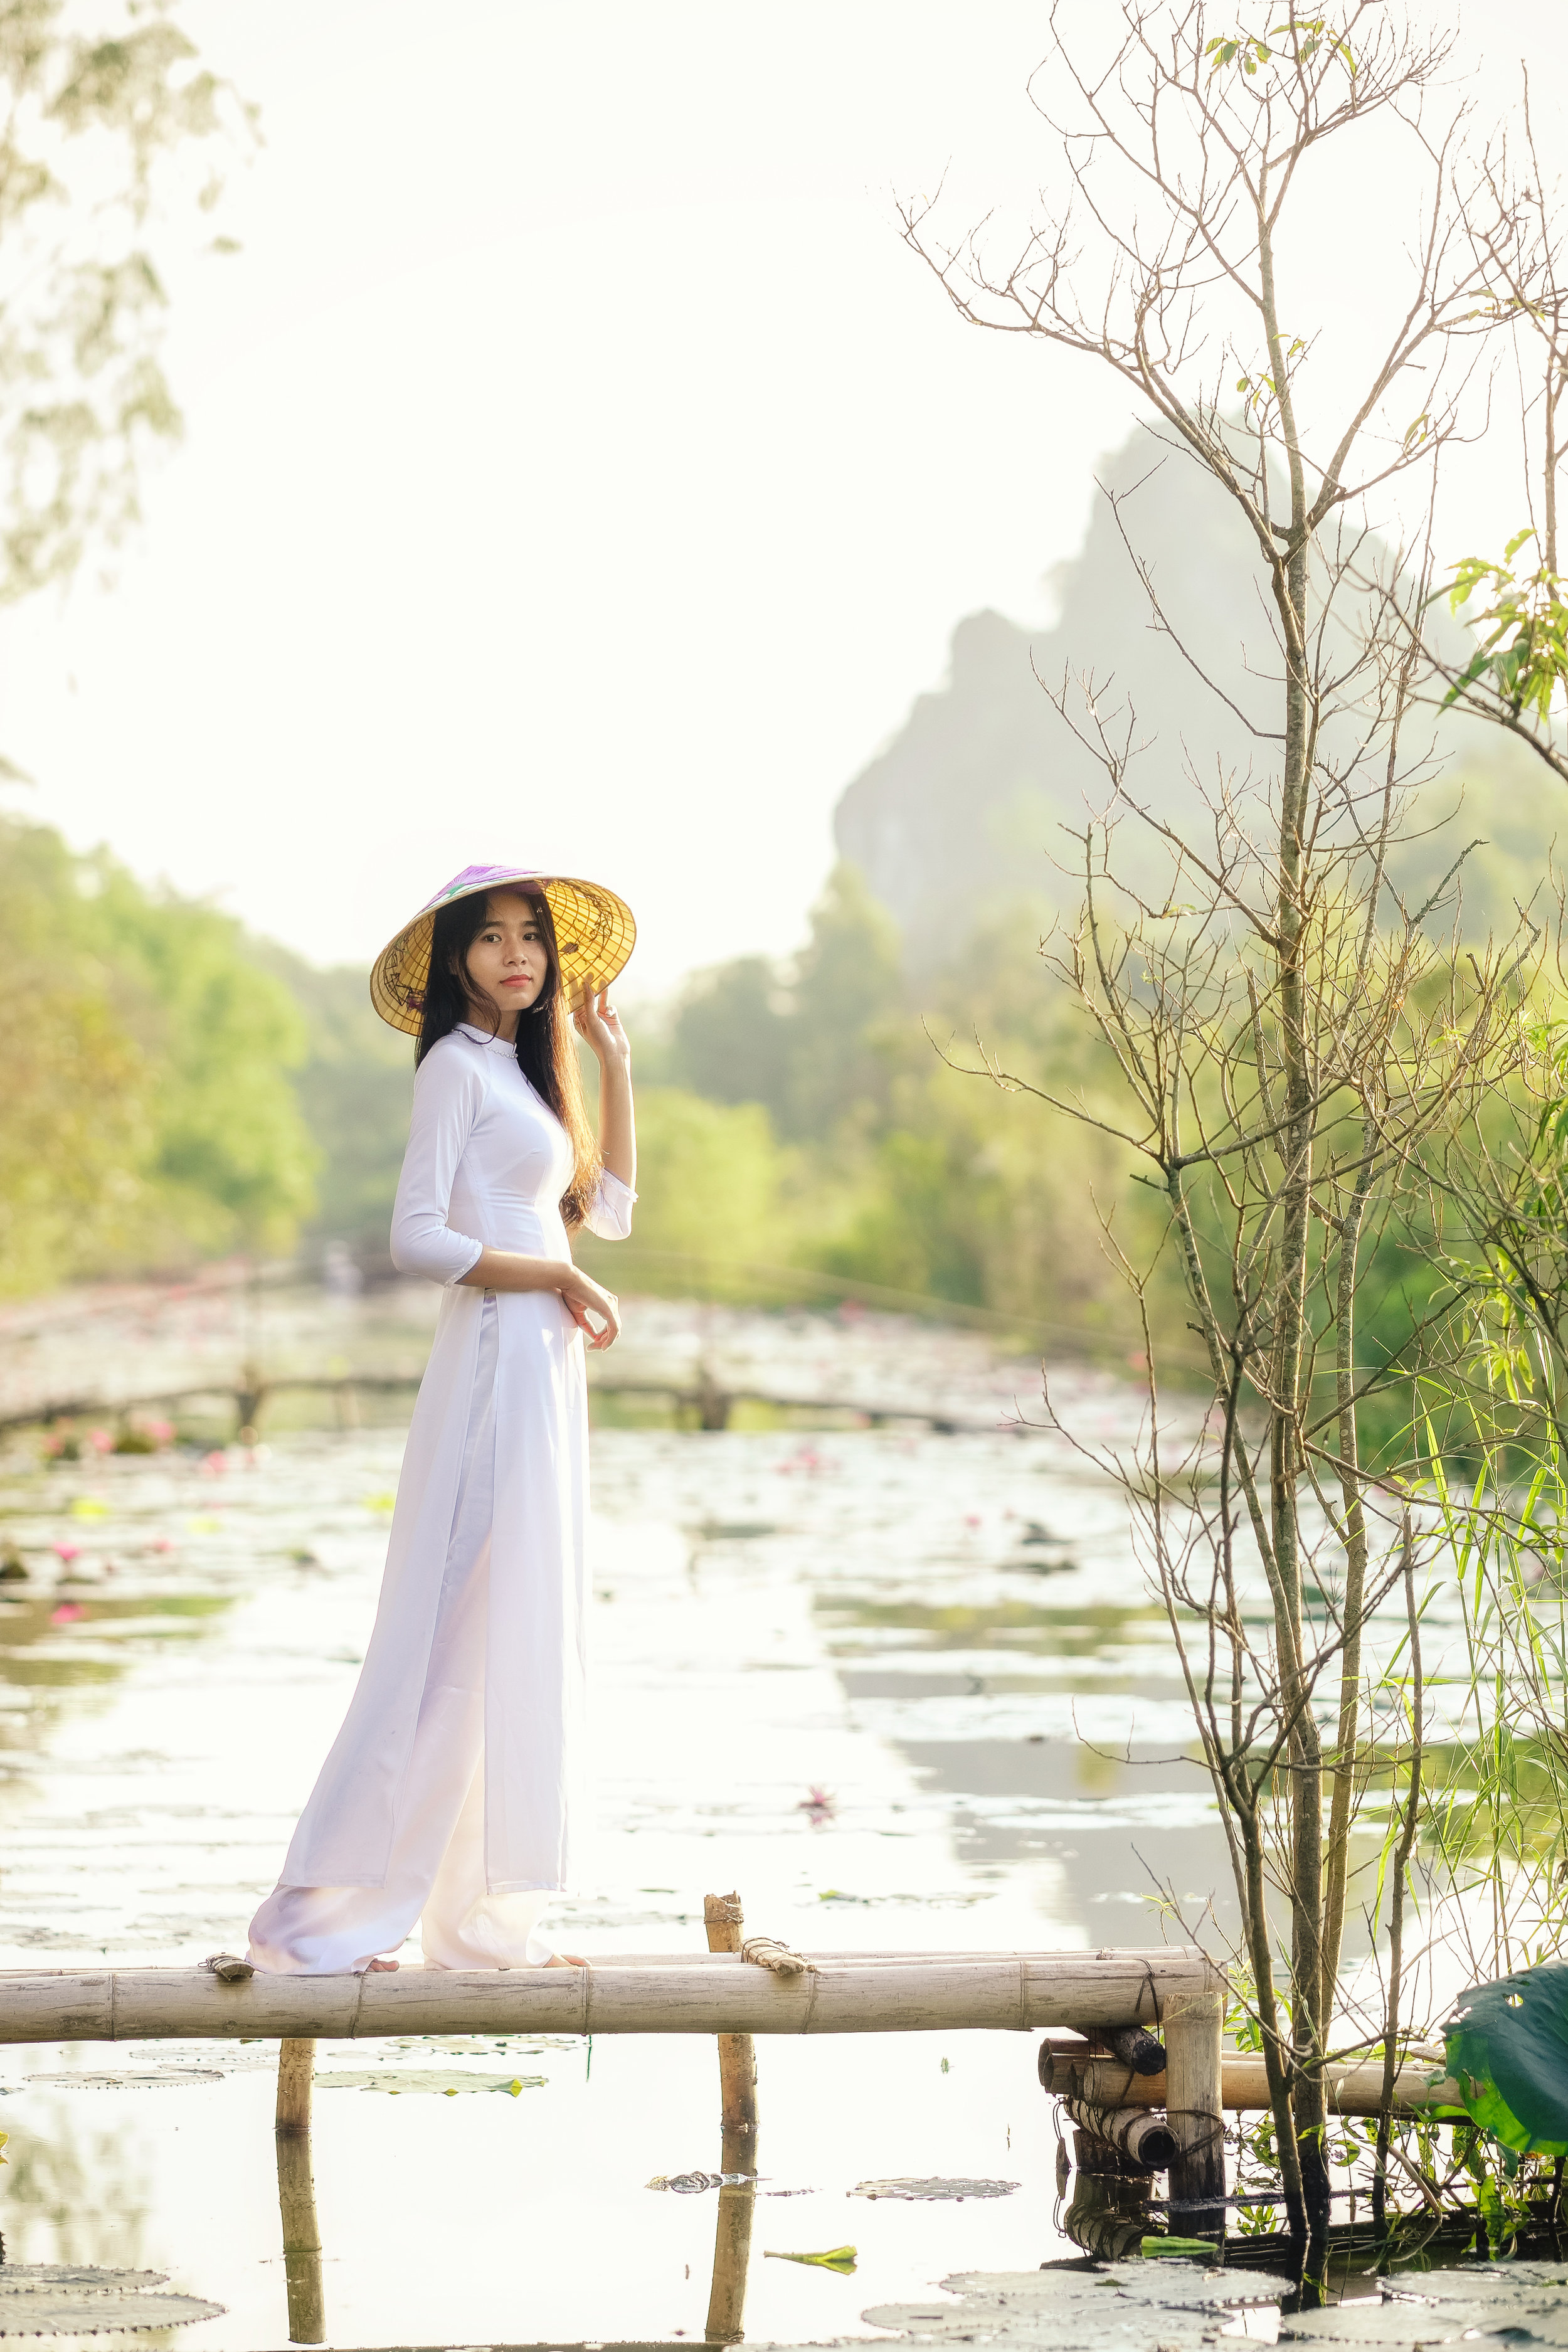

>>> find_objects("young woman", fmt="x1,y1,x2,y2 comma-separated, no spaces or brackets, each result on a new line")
248,864,636,1974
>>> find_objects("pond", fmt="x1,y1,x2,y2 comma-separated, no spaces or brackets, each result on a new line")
0,1286,1479,2347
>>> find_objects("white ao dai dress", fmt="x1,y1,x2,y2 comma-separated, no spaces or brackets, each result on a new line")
248,1022,632,1973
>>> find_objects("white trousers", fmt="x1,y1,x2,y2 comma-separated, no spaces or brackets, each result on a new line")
249,1300,559,1973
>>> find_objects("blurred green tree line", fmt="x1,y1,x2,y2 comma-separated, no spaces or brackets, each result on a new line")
586,866,1157,1353
1,813,314,1292
3,805,1547,1408
0,812,1157,1351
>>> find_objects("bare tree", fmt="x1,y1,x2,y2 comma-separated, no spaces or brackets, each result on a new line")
903,0,1540,2264
1408,68,1568,773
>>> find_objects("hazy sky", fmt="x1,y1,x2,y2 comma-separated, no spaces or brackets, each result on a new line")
1,1,1562,996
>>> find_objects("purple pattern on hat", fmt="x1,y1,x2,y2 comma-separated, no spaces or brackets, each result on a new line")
421,864,543,916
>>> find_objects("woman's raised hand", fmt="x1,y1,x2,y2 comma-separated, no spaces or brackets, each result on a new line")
559,1266,620,1350
573,989,630,1069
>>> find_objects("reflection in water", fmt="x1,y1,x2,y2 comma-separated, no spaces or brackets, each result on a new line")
274,2041,324,2344
1,2099,155,2271
275,2129,325,2345
1061,2168,1151,2260
706,2141,758,2344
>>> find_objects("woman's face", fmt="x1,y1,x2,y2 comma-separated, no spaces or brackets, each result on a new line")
458,891,551,1035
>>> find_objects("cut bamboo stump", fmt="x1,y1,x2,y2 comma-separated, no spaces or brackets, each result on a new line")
1061,2095,1178,2173
1106,2025,1167,2075
703,1894,757,2346
0,1948,1218,2042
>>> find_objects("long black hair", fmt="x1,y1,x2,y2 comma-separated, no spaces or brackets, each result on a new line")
416,887,600,1229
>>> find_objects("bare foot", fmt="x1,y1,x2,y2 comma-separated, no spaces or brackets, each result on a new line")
546,1952,588,1968
360,1956,400,1972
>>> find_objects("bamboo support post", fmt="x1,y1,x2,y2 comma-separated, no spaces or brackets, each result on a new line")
273,2040,323,2344
1162,1987,1225,2243
275,2038,314,2135
703,1894,760,2149
1061,2095,1177,2173
703,1894,757,2344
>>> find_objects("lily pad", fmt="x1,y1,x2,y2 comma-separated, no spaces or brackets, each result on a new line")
28,2070,224,2089
851,2177,1019,2201
388,2034,578,2055
1279,2304,1484,2342
314,2069,545,2095
0,2264,223,2335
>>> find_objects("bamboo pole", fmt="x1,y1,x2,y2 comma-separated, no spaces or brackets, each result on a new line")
1039,2047,1462,2117
703,1894,757,2345
0,1949,1219,2044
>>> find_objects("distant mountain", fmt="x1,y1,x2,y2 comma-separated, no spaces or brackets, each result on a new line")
834,430,1268,939
833,426,1563,947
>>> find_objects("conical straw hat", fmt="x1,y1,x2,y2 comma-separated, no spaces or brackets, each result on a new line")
369,863,637,1037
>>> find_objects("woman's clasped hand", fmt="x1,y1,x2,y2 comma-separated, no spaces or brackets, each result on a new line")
558,1265,620,1348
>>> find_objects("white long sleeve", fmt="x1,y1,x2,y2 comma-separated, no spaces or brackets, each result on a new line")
581,1167,636,1241
389,1041,488,1285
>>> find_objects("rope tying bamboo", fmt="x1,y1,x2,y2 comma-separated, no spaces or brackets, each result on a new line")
739,1937,813,1977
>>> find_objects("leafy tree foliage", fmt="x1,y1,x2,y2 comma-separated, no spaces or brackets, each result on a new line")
0,814,315,1293
626,868,1154,1348
597,1089,790,1273
665,867,905,1145
0,0,248,603
245,941,415,1264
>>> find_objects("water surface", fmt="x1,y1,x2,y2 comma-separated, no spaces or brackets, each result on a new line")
0,1290,1330,2344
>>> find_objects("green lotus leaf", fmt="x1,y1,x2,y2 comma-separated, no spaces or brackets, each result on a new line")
1443,1959,1568,2155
